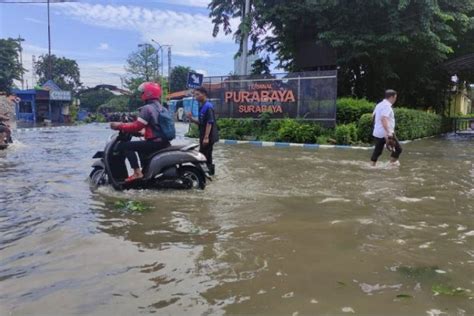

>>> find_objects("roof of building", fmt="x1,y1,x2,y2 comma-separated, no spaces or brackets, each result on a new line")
443,53,474,73
167,90,190,100
42,80,61,91
12,89,37,95
167,82,226,100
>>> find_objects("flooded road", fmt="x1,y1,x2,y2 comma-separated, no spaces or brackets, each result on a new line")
1,124,473,315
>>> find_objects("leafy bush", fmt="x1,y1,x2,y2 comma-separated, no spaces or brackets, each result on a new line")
276,119,324,143
394,108,442,140
98,95,129,113
78,89,115,112
215,118,326,143
69,104,79,123
217,118,255,140
358,113,374,143
84,113,106,123
357,108,444,142
316,135,330,144
335,123,358,145
266,119,285,132
337,98,374,124
185,124,199,138
257,111,273,130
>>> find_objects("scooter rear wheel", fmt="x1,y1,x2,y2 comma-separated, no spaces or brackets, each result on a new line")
179,166,205,190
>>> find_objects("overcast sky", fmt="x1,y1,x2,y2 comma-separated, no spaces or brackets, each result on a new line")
0,0,241,88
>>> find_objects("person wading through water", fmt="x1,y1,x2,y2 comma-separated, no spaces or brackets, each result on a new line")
187,87,219,175
0,92,19,145
370,89,403,167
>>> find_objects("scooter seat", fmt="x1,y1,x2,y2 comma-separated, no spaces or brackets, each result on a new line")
143,145,186,161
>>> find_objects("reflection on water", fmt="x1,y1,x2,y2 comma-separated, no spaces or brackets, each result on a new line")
0,124,473,315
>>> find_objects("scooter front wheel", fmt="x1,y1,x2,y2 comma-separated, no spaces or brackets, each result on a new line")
90,167,108,187
179,166,205,190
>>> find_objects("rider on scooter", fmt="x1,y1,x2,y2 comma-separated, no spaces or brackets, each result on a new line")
110,82,171,182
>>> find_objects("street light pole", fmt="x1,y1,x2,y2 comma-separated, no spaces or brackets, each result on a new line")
151,40,166,96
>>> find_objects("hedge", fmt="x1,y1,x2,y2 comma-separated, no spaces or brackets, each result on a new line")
184,100,447,145
358,113,373,143
337,98,374,124
185,117,327,143
335,123,358,145
358,108,444,143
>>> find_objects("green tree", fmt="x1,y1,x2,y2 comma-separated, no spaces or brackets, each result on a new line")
0,38,25,92
78,89,114,112
35,54,82,92
169,66,193,92
98,95,130,113
124,45,167,108
251,56,271,75
124,44,160,85
121,76,145,110
210,0,474,111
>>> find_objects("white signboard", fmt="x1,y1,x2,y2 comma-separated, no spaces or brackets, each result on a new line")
50,90,71,101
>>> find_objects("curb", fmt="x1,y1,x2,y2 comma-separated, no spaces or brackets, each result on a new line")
399,135,436,144
15,126,74,133
217,139,374,150
217,134,442,150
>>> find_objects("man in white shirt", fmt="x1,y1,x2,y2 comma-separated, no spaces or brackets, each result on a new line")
370,89,402,166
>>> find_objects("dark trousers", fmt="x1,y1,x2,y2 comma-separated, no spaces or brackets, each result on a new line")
199,142,214,165
117,140,170,169
371,136,402,162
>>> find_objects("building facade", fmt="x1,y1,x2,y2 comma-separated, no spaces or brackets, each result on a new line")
13,80,72,123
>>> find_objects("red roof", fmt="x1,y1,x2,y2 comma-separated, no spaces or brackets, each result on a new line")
167,90,189,100
166,82,226,100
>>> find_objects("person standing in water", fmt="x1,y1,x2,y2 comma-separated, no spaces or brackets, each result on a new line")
187,87,219,175
370,89,402,166
0,92,19,144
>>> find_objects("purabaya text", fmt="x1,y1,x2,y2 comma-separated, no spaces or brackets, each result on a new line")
224,90,296,103
238,105,283,113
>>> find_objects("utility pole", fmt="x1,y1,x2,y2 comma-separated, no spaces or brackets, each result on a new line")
16,36,25,89
32,55,37,87
47,0,52,80
167,46,172,93
151,40,171,94
241,0,251,76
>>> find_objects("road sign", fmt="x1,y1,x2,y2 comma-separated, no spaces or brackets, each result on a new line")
50,90,72,101
187,72,203,89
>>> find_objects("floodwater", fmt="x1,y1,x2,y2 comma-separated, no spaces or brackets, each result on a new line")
0,124,473,315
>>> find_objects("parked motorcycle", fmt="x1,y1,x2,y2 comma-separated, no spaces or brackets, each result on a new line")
90,132,210,190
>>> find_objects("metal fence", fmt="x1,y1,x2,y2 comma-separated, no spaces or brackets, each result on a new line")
453,117,474,135
203,70,337,126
